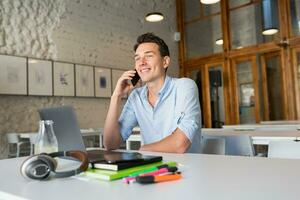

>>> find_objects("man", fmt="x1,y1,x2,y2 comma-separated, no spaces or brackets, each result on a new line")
104,33,201,153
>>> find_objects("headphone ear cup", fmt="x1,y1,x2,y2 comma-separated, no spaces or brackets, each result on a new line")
37,155,57,172
20,155,52,180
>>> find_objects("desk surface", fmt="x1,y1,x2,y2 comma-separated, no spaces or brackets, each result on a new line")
0,152,300,200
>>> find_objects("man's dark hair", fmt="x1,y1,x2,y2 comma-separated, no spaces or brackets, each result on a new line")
134,33,170,57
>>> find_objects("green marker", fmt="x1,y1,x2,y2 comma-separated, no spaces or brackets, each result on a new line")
128,164,169,177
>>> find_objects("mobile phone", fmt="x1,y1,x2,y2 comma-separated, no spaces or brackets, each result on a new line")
131,70,140,86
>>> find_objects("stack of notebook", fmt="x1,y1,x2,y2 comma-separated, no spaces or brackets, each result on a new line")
83,150,176,181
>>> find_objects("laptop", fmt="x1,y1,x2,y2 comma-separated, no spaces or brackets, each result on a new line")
39,106,86,152
38,106,162,164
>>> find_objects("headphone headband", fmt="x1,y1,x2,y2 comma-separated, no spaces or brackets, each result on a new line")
48,150,89,173
21,150,89,180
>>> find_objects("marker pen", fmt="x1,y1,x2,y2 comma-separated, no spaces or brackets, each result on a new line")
128,164,169,177
123,167,178,184
140,166,178,177
135,173,182,184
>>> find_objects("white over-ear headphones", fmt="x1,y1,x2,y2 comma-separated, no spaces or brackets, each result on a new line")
20,151,88,180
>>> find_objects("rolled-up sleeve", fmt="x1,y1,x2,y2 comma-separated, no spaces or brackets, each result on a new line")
176,79,202,142
118,94,138,141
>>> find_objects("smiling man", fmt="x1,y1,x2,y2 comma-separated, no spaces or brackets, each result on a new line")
103,33,202,153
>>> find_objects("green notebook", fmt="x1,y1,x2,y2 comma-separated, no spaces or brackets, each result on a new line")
84,161,177,181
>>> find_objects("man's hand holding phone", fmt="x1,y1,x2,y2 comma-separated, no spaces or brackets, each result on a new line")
112,70,140,98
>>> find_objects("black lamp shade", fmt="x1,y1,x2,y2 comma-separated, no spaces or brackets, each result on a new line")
262,0,279,35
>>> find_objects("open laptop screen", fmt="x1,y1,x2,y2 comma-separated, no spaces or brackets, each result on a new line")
38,106,86,152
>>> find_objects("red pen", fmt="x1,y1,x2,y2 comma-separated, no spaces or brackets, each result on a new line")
135,173,182,184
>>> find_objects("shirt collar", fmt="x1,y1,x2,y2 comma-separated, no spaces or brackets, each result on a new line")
142,75,172,100
157,75,171,97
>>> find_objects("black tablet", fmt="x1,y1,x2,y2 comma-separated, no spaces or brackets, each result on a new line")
87,149,159,164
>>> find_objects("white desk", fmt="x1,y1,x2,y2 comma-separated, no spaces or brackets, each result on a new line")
0,153,300,200
260,120,300,125
80,128,103,148
202,128,300,145
19,129,102,138
222,124,300,131
19,129,103,148
126,128,300,148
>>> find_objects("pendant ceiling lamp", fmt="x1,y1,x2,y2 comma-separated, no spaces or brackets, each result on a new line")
145,1,164,22
261,0,279,35
200,0,220,5
215,38,223,45
145,12,164,22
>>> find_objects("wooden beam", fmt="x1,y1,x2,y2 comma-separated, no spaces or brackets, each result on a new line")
176,0,186,77
278,0,295,119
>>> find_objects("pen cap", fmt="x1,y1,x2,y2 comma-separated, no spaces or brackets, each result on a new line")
157,164,169,169
167,166,178,173
136,175,155,184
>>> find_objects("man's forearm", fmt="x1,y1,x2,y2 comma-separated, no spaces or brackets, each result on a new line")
139,128,191,153
103,95,122,149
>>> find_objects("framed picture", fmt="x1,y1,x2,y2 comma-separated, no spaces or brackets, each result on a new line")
75,64,94,97
28,59,52,96
240,83,254,106
0,55,27,95
53,62,75,96
94,67,111,97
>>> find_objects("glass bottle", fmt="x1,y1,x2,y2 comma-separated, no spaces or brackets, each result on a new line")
34,120,58,154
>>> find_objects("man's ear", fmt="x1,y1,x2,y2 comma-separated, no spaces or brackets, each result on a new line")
163,56,170,69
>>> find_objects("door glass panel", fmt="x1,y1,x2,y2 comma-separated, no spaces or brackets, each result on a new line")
230,2,280,49
236,61,256,124
265,56,284,120
183,0,201,22
229,0,251,9
208,66,225,128
185,15,222,58
203,2,220,16
290,0,300,36
183,0,220,21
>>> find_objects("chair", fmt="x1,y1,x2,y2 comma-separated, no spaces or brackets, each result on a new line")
268,140,300,159
28,134,37,155
6,133,29,157
225,135,255,156
200,136,225,155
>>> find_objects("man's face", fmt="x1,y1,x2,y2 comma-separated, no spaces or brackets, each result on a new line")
134,43,169,83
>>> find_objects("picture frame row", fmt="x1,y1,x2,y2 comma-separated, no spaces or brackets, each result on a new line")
0,54,126,97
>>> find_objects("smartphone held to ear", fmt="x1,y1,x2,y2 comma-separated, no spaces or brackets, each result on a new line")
131,70,140,86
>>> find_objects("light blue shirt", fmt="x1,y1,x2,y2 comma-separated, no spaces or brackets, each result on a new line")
119,76,202,153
